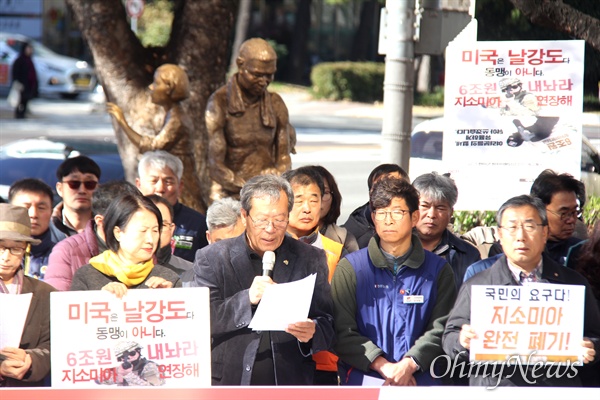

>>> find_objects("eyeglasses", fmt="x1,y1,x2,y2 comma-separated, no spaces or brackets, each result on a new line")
62,180,98,190
322,190,332,202
499,222,545,235
0,245,26,256
248,214,288,230
373,209,409,221
546,208,579,221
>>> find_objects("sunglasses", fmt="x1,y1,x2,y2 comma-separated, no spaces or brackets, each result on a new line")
62,180,98,190
502,84,521,92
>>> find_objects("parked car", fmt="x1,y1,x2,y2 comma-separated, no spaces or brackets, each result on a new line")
0,138,125,203
409,117,600,197
0,32,96,99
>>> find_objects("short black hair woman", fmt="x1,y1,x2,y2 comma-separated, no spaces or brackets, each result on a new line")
70,194,181,295
0,204,55,386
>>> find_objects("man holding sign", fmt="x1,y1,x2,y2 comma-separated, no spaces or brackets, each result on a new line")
193,175,334,385
443,195,600,386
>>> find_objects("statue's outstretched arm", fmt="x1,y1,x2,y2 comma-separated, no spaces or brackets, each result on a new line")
106,102,144,148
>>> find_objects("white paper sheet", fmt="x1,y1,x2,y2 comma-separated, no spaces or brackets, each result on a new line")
249,273,316,331
0,293,33,349
362,375,385,386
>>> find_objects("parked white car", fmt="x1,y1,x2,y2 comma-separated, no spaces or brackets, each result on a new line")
0,32,96,99
409,117,600,197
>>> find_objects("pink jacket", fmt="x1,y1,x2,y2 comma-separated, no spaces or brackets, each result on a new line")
45,220,103,291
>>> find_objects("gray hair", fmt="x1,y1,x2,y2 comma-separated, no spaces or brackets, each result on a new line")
496,195,548,226
206,197,242,231
138,150,184,181
240,174,294,213
412,172,458,208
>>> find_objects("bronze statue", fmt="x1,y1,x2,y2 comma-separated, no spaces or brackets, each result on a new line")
205,38,296,201
106,64,201,209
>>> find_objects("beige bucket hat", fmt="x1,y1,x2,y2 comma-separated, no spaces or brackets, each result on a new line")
0,204,42,245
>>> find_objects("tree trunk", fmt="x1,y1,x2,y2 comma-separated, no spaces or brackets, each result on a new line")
228,0,252,75
288,0,312,84
65,0,236,213
350,0,380,61
508,0,600,52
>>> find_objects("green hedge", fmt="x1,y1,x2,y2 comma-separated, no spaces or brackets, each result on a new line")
310,62,384,103
451,195,599,235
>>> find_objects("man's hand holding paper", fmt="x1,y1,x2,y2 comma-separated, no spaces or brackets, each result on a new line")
249,273,317,331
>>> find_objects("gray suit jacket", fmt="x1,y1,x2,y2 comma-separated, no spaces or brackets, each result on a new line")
193,234,334,385
443,254,600,387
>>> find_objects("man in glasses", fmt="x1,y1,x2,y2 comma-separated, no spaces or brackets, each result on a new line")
53,156,101,237
45,181,141,291
0,204,55,387
193,174,334,385
413,172,481,290
530,169,585,265
443,195,600,386
487,169,585,267
343,163,410,249
332,176,456,386
8,179,63,280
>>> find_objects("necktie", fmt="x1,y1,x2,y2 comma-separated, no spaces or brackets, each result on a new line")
520,271,537,284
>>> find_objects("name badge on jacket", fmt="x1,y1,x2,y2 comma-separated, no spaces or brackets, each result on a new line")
403,295,424,304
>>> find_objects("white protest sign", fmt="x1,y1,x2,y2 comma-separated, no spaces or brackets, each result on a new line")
51,287,211,388
470,284,585,364
443,40,584,211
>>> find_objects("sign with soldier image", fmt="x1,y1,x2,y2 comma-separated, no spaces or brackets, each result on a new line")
50,288,211,388
443,40,584,210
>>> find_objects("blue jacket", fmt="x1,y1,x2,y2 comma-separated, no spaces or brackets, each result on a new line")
463,254,502,283
332,234,456,385
24,228,63,281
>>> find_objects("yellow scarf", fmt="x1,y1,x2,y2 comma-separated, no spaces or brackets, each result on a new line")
89,250,154,287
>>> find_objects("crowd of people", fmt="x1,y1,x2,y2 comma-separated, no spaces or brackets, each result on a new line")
1,150,599,388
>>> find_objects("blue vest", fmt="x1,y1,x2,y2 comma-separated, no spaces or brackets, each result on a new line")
343,247,447,385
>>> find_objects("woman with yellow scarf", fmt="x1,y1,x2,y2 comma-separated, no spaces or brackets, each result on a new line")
70,194,181,295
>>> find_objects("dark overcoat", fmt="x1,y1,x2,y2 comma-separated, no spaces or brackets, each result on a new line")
443,254,600,387
193,234,335,385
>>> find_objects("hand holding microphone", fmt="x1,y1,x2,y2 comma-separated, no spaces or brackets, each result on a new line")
249,251,276,305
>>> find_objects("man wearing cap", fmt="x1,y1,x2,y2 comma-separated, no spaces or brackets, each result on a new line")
0,204,55,386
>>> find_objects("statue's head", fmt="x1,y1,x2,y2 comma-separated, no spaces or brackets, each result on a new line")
150,64,190,105
236,38,277,97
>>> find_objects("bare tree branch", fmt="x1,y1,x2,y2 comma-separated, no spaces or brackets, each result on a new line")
508,0,600,52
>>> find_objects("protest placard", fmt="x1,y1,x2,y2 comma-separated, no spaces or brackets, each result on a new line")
470,284,585,364
50,287,211,388
443,40,584,210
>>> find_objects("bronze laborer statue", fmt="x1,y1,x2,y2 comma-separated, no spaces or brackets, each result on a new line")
106,64,201,208
205,38,296,201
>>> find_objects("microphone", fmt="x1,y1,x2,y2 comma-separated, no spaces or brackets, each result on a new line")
262,251,276,277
